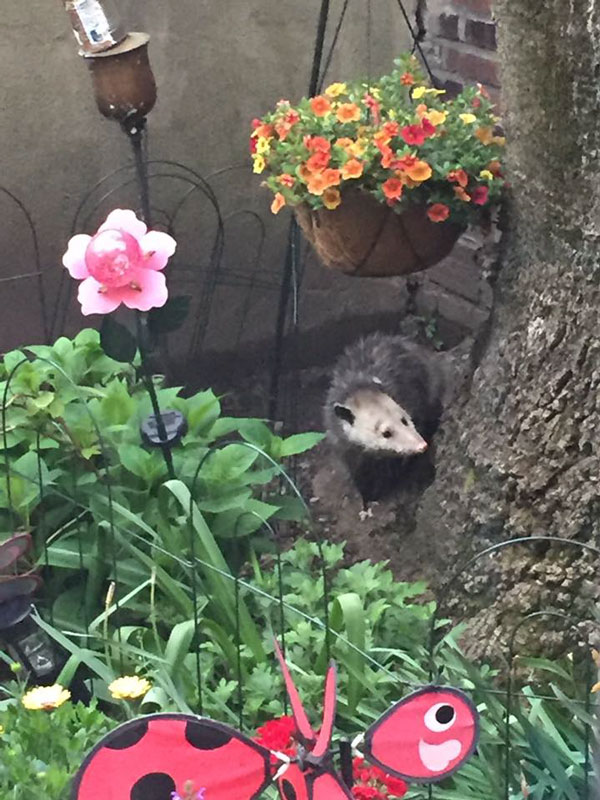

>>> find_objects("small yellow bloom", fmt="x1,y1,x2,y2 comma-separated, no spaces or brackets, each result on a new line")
423,109,447,126
349,138,367,157
479,170,494,180
475,126,494,145
22,684,71,711
0,724,4,735
413,86,446,99
255,137,271,155
322,187,342,210
370,87,381,100
492,135,506,146
252,155,266,174
460,113,477,125
325,82,347,97
388,109,397,120
109,675,151,701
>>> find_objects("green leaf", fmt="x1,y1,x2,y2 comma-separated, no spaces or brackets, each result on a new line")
164,620,197,679
148,296,191,335
279,432,324,457
100,317,137,363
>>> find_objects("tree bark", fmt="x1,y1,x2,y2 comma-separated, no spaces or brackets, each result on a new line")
414,0,600,657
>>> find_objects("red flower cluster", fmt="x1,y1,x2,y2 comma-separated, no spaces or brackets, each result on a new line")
254,716,296,757
352,757,408,799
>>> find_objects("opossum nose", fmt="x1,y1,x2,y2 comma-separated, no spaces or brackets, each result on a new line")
416,440,428,453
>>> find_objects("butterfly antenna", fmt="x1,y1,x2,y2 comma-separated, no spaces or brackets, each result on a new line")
273,638,315,745
311,660,337,760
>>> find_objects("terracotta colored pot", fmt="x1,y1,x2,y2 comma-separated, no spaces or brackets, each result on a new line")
295,190,464,277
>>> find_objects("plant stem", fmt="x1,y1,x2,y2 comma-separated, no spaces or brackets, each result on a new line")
134,312,176,480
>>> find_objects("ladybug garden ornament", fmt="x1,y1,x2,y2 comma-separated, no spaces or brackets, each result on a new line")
70,641,479,799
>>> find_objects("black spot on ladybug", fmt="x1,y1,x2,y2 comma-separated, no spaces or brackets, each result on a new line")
107,719,149,750
185,720,233,750
436,705,455,725
280,779,297,800
131,772,175,800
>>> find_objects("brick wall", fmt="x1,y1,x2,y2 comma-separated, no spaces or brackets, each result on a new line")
421,0,500,105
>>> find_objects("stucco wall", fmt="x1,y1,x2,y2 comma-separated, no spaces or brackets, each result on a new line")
1,0,418,354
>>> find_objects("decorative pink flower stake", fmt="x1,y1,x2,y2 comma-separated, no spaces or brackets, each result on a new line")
62,209,176,316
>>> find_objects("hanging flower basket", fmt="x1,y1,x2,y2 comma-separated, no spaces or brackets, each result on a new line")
294,189,464,277
251,53,505,278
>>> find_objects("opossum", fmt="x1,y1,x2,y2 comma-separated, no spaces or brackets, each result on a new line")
324,333,445,510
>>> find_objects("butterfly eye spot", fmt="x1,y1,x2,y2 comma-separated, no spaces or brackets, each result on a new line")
425,702,456,732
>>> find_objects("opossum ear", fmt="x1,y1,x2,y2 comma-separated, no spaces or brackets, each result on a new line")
333,404,355,425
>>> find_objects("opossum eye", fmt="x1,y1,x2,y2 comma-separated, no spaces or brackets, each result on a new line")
334,404,355,425
382,429,393,439
401,417,409,426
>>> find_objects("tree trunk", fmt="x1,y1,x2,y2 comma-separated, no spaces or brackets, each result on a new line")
414,0,600,657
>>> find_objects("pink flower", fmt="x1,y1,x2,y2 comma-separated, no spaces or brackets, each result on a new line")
471,185,489,205
63,209,176,316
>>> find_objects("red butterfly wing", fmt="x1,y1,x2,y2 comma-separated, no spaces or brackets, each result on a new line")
277,765,352,800
71,714,273,800
277,763,310,800
308,769,354,800
363,686,479,783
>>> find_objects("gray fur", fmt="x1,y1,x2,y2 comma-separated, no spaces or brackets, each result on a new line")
324,333,445,506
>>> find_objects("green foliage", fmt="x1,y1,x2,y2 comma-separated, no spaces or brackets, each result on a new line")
0,329,323,664
0,697,112,799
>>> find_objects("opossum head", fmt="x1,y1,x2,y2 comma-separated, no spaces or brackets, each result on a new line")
332,388,428,455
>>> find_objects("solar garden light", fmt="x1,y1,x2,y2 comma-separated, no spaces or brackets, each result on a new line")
0,534,58,681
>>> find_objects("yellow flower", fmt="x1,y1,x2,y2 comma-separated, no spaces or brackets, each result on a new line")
492,135,506,146
255,137,271,155
0,724,4,735
370,87,381,100
109,675,152,700
423,109,447,126
349,138,367,157
388,109,397,120
475,126,494,145
252,155,266,174
322,187,342,210
413,86,445,99
479,169,494,181
460,113,477,124
325,82,347,97
22,684,71,711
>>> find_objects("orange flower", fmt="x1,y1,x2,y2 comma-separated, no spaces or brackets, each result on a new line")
310,96,332,116
395,154,418,170
341,159,364,180
404,160,432,182
454,186,471,202
427,203,450,222
400,174,420,189
297,163,312,182
305,136,331,153
415,103,428,118
271,193,286,215
306,172,331,196
475,126,494,145
306,151,330,172
335,137,354,151
278,173,295,187
487,160,502,177
322,168,341,187
275,122,292,140
447,169,469,188
337,103,361,123
401,72,415,85
252,123,274,140
322,187,342,209
382,177,404,201
380,147,395,169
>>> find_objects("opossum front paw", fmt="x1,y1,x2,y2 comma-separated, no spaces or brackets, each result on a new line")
359,507,374,522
